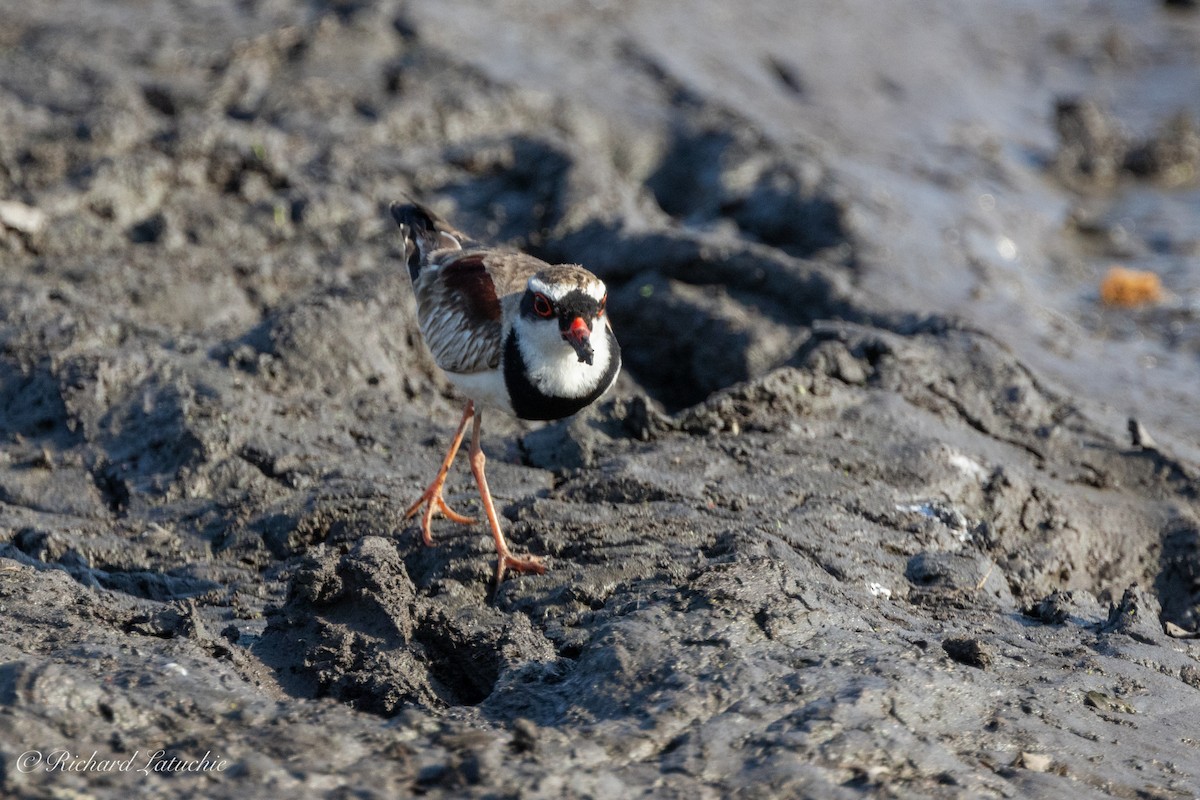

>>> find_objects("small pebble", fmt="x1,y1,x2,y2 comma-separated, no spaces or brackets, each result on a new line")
942,637,993,669
1018,752,1053,772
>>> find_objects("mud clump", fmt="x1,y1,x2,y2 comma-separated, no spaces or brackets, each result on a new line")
1053,97,1200,190
258,537,556,714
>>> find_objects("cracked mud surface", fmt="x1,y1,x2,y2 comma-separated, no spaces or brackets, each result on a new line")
2,1,1200,797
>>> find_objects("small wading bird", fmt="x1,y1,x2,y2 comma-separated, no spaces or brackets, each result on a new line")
391,202,621,584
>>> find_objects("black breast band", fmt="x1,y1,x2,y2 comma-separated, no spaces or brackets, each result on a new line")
503,329,621,421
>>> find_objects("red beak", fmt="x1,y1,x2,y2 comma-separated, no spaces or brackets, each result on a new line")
563,316,594,365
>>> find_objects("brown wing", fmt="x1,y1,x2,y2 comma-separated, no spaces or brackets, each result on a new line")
413,252,508,374
399,202,553,374
473,250,550,297
416,250,555,374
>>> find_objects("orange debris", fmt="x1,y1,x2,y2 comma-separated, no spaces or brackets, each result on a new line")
1099,266,1163,308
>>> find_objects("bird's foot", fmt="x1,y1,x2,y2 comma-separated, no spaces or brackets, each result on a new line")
403,482,475,546
494,552,546,586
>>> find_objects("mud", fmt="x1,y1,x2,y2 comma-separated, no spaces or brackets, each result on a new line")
2,1,1200,798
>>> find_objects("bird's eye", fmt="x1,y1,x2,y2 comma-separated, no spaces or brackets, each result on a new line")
532,293,554,318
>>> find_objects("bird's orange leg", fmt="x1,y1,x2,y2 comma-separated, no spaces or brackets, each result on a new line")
467,410,546,584
404,400,476,545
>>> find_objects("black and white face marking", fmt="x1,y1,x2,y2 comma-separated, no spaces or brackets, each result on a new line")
508,269,617,411
519,284,607,365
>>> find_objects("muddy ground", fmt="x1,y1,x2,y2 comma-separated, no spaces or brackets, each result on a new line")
2,1,1200,797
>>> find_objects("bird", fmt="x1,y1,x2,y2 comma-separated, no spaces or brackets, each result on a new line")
390,201,621,584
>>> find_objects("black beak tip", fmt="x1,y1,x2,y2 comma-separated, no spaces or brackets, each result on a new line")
569,339,594,365
564,327,595,365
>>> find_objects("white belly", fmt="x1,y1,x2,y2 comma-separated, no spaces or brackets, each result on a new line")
445,369,514,415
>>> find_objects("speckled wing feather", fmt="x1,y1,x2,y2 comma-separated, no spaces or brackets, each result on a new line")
412,251,503,374
412,251,550,374
392,202,552,375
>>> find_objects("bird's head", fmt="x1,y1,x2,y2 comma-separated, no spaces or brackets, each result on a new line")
520,267,608,366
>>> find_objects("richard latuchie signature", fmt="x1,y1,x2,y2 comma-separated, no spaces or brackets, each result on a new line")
16,749,229,775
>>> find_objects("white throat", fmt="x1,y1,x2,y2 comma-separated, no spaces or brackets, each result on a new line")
512,316,613,399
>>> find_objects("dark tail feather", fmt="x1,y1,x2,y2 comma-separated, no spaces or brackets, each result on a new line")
389,201,462,281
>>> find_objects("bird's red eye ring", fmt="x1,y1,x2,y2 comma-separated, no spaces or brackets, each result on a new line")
532,293,554,318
